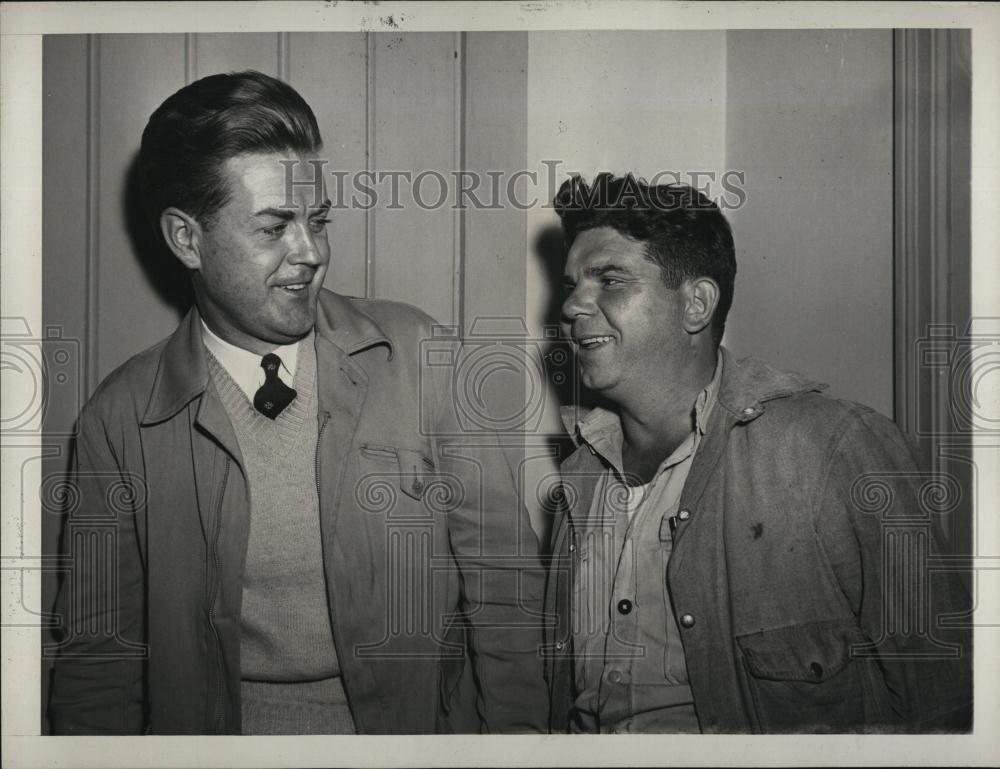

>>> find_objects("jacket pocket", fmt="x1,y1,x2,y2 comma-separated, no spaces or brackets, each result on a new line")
736,619,869,733
358,444,436,507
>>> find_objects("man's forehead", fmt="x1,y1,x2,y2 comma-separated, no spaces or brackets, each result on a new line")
564,227,652,273
224,152,327,209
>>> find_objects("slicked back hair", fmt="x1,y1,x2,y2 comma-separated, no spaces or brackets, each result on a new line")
138,70,322,233
554,173,736,345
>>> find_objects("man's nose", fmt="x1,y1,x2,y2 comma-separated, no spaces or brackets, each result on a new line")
287,223,325,266
561,283,593,323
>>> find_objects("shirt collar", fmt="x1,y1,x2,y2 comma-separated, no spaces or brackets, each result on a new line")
694,347,724,434
574,350,724,474
200,320,302,402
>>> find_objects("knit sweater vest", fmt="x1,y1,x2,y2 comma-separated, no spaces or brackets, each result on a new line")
206,336,356,734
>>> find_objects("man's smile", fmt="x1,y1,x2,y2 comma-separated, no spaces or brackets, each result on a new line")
575,335,615,349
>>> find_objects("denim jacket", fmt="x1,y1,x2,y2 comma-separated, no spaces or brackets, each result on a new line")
544,348,972,733
49,289,548,734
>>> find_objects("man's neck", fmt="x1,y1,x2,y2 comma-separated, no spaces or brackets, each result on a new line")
618,347,718,459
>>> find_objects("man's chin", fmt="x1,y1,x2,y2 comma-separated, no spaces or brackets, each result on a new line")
276,324,315,343
262,317,316,346
578,365,610,392
271,304,317,337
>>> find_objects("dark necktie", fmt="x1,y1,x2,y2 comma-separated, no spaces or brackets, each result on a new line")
253,353,297,419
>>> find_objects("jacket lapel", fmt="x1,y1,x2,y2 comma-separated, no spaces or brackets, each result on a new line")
141,306,248,568
557,445,604,529
142,307,209,426
193,381,250,610
671,406,734,549
313,333,371,537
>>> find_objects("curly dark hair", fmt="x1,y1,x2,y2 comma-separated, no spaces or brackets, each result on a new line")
554,173,736,345
138,70,323,232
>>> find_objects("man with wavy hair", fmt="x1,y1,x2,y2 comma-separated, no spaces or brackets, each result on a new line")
543,173,972,733
48,71,547,735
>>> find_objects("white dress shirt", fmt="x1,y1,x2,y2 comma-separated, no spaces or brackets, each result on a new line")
200,320,300,402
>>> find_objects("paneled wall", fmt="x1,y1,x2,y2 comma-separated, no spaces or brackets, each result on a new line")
725,30,894,416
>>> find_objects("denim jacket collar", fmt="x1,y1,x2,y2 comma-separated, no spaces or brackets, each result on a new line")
141,290,392,425
560,346,826,446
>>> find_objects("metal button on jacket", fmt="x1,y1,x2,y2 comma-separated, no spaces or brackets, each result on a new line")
677,509,691,521
607,669,623,684
680,613,696,628
617,598,633,615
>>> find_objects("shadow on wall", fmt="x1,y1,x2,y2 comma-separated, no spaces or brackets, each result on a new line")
531,222,616,547
532,221,607,416
122,152,194,317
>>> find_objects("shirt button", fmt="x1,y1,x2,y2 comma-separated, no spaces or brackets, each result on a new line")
617,598,633,615
680,613,696,628
607,669,623,684
678,509,691,521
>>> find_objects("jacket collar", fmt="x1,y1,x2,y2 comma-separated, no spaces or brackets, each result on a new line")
560,346,826,444
141,289,392,425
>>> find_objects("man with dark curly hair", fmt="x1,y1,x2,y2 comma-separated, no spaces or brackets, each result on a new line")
543,173,972,733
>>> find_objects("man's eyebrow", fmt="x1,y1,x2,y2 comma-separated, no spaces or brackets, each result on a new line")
253,207,296,221
253,199,332,220
585,262,632,277
563,262,632,285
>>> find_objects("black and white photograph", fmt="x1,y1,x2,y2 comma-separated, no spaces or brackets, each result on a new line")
1,1,998,766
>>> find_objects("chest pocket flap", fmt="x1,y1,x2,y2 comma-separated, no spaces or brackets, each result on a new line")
394,448,435,500
737,619,861,682
359,444,436,502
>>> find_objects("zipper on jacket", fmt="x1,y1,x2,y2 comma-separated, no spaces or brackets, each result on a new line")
207,457,230,734
315,412,330,502
314,411,362,728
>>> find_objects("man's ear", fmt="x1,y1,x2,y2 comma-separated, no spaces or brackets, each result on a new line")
159,207,203,270
681,277,720,336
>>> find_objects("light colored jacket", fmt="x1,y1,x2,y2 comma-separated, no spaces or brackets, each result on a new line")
544,348,972,733
49,289,548,734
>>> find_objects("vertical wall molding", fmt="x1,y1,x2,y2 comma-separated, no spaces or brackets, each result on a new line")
893,28,971,437
84,35,101,398
184,33,197,84
364,33,376,299
453,31,466,332
892,29,972,552
277,32,290,81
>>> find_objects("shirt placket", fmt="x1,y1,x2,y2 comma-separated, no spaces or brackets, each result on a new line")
599,475,647,731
